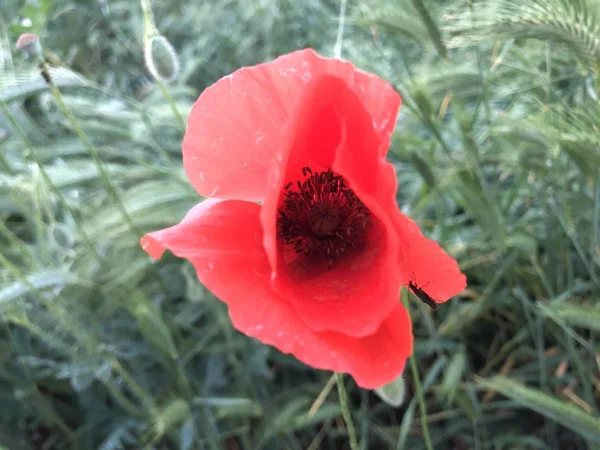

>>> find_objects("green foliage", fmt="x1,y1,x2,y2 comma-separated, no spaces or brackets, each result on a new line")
1,0,600,448
477,377,600,442
448,0,600,71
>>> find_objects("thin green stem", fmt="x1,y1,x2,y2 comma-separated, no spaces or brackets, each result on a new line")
139,0,157,31
334,0,347,59
335,373,360,450
402,295,434,450
156,80,186,130
44,68,141,235
112,359,157,415
408,353,434,450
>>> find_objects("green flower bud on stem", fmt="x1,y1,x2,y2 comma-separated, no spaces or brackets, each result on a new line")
144,34,179,83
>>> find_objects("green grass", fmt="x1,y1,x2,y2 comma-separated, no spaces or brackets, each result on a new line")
1,0,600,448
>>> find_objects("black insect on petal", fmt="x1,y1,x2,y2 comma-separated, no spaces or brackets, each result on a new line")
408,281,439,311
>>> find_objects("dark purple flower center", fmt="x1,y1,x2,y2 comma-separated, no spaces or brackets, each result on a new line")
277,167,372,267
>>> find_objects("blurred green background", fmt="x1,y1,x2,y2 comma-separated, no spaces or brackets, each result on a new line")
1,0,600,448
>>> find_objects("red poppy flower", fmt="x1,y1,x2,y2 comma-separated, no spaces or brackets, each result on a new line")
141,49,466,389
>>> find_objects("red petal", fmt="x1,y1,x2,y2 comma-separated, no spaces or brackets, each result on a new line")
260,74,405,337
140,199,412,389
182,48,400,202
393,212,467,303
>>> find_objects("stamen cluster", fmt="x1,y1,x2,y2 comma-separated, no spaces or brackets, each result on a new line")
277,167,371,267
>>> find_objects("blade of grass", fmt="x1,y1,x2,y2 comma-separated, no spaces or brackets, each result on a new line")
410,0,446,57
476,376,600,443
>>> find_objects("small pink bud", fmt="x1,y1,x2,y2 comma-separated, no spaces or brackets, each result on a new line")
16,33,42,59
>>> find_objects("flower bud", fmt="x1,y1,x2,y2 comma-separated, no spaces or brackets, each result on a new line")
16,33,43,60
144,35,179,83
374,374,406,407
